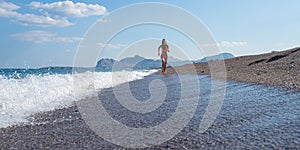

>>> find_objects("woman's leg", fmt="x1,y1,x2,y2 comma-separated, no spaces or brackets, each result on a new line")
163,61,167,73
161,60,164,73
163,56,167,73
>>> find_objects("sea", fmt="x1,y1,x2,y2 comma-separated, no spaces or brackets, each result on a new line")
0,67,157,128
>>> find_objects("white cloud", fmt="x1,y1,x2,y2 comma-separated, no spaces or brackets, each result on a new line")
11,30,82,43
203,41,247,48
0,1,73,27
218,41,247,48
65,49,73,53
29,1,107,18
0,1,19,11
98,18,111,23
97,42,126,49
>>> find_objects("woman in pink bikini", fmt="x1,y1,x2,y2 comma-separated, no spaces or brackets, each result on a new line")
158,39,170,73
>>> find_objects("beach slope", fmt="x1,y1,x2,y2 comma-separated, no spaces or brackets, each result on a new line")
167,47,300,90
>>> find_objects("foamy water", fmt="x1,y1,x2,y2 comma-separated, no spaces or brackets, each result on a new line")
0,70,157,128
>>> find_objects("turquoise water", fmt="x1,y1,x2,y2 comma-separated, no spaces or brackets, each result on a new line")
0,67,113,79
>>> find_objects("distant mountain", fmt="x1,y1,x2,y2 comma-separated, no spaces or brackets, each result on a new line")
96,55,192,70
96,53,234,70
195,53,234,62
119,55,145,64
134,59,161,69
167,56,193,66
96,58,115,69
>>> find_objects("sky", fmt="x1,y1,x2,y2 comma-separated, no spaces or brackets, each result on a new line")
1,0,300,68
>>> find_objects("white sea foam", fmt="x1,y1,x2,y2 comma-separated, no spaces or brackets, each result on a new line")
0,70,157,128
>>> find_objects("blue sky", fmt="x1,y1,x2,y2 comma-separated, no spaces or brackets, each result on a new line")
1,0,300,68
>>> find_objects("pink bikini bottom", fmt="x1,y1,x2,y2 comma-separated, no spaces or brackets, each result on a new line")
161,55,168,62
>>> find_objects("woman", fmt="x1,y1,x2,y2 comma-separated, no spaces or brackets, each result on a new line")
158,39,169,73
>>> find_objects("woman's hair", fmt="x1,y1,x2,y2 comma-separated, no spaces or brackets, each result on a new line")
162,39,167,45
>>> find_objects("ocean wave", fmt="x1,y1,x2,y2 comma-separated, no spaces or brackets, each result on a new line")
0,70,157,128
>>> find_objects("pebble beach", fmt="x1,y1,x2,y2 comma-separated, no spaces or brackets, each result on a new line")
167,47,300,90
1,48,300,149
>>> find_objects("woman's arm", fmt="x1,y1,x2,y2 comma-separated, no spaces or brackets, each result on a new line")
158,45,161,56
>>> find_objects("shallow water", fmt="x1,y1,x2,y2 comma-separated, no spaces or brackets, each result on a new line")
93,73,300,148
1,73,300,149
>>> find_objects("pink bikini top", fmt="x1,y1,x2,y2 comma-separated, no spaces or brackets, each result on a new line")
161,45,169,53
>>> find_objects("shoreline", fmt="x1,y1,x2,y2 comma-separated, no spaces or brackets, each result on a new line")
1,48,300,149
1,73,300,149
166,47,300,91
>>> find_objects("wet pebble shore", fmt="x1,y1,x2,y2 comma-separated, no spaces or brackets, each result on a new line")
1,73,300,149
